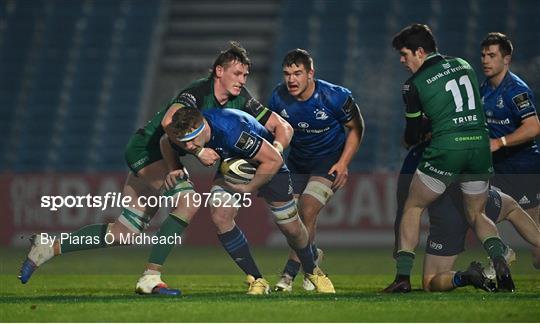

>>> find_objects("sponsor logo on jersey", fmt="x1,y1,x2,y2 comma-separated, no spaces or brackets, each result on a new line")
496,96,504,109
487,117,511,125
486,110,493,117
442,62,451,69
280,109,290,118
512,92,532,111
314,109,329,120
298,122,310,128
234,131,257,152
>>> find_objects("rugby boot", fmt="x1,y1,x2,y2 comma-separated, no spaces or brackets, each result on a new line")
274,273,293,292
493,255,515,292
459,261,496,292
483,246,516,280
19,234,55,284
383,275,411,293
135,272,181,296
305,266,335,293
246,275,270,295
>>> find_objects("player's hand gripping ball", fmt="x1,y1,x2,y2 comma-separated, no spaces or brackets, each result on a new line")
220,158,257,184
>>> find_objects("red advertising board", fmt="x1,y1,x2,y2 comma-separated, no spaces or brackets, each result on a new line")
0,172,403,247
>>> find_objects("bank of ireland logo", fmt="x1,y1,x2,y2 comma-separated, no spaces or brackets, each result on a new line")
314,108,328,120
298,122,309,128
442,62,451,69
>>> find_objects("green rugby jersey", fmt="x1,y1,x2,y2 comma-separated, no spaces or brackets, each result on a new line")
139,76,272,139
402,54,489,149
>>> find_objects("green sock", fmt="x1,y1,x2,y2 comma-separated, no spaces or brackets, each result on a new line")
482,236,505,260
148,214,188,265
60,224,109,253
396,251,415,276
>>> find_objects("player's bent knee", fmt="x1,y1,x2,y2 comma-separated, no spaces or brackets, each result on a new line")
210,185,241,209
163,178,196,201
117,207,152,234
270,200,299,225
422,275,435,292
303,181,333,206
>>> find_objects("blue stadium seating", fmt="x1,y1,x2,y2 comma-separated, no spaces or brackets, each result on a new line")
0,0,160,172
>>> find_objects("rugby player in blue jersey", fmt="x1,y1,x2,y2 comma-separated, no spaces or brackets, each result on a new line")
267,49,365,291
19,42,293,296
394,140,540,292
480,33,540,268
166,106,336,294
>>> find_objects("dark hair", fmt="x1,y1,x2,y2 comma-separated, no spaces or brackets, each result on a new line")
282,48,314,71
211,41,251,77
481,32,513,57
392,23,437,53
171,107,204,138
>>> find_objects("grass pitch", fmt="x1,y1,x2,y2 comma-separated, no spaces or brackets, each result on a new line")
1,246,539,322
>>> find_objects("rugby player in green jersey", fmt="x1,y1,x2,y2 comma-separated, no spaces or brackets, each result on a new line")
19,42,293,296
384,24,514,293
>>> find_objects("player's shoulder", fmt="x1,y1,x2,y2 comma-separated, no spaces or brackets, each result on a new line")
206,108,252,124
270,83,290,99
316,79,352,107
172,76,212,108
503,71,533,94
181,76,212,93
316,79,351,97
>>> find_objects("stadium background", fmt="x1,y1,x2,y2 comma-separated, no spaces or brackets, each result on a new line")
1,0,539,249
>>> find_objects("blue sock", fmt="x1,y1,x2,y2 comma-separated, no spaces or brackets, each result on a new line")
293,244,316,274
283,259,301,278
218,226,262,279
311,243,319,260
453,271,466,287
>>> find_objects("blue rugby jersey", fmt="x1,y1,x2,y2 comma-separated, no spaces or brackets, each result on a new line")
268,79,356,159
481,71,539,161
203,109,282,164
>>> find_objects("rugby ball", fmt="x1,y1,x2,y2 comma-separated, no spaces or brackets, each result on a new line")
220,158,257,184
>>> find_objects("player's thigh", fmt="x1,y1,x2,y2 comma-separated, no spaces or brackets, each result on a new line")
404,172,443,209
423,254,458,289
137,160,169,192
461,146,493,182
124,131,164,179
416,146,461,190
525,205,540,225
461,189,489,222
426,194,468,256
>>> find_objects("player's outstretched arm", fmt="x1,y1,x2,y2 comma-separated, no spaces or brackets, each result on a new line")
490,115,540,152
